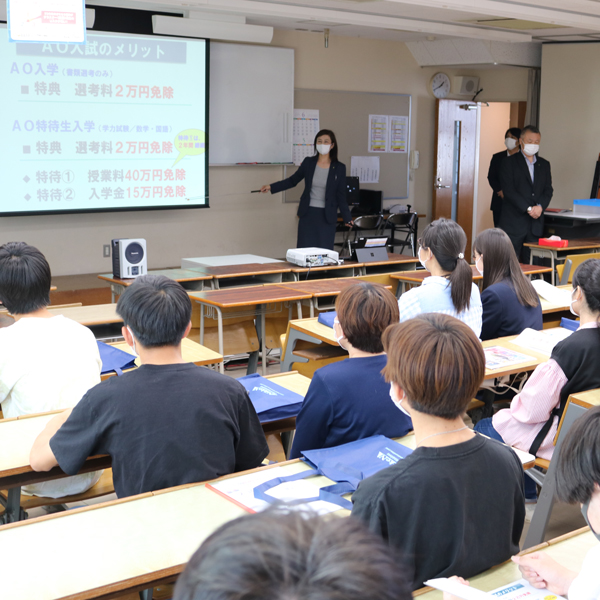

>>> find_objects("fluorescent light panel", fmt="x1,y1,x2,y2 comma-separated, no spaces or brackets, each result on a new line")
152,14,273,43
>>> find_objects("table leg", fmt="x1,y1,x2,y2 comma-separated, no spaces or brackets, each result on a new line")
216,306,224,375
261,307,267,376
309,300,315,319
246,352,259,375
280,328,323,372
5,487,23,523
296,301,302,319
199,303,205,346
523,401,589,548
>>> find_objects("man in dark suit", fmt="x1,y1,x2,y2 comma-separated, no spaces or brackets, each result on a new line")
487,127,521,227
499,125,553,263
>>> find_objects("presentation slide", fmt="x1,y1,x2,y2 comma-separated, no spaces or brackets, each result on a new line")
0,26,208,216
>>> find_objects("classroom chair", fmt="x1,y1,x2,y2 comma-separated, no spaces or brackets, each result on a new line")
340,215,383,257
556,252,599,285
384,212,418,256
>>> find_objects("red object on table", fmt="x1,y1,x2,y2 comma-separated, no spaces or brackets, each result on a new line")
538,238,569,248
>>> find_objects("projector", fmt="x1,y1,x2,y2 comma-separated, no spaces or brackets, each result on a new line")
286,247,340,267
112,238,147,279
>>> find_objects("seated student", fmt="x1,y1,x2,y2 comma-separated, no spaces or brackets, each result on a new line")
0,242,102,498
473,228,542,341
290,283,412,459
30,275,269,498
174,509,411,600
399,218,482,336
512,405,600,599
351,313,525,590
475,259,600,501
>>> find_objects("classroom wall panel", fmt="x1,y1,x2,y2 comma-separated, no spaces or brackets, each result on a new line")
539,43,600,207
0,29,527,276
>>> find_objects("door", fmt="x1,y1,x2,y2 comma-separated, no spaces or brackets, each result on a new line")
433,100,478,256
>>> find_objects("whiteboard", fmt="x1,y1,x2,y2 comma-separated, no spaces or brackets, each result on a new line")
209,42,294,165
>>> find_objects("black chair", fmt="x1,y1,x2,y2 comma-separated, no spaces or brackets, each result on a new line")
340,214,384,258
386,212,418,256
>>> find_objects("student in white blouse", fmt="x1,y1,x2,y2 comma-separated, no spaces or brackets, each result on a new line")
398,218,482,336
0,242,102,499
512,406,600,600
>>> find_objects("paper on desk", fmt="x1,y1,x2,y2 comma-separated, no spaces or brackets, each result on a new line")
531,279,572,307
425,578,566,600
512,327,572,356
484,346,536,370
425,578,490,600
207,467,342,516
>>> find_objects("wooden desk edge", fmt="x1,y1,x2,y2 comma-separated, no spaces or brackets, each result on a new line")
412,526,591,597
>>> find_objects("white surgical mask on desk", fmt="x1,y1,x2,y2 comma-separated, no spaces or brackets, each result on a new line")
505,138,517,151
523,143,539,156
316,144,331,155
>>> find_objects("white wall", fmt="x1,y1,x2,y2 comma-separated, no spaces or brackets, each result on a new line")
540,43,600,208
0,30,528,275
474,102,511,240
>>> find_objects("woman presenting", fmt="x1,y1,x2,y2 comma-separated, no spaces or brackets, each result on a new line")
261,129,353,249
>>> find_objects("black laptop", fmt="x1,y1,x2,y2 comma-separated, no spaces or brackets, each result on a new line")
350,236,389,262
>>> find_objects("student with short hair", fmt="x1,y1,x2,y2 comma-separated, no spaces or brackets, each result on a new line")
289,282,412,459
511,406,600,599
475,259,600,500
0,242,102,498
352,313,524,589
473,228,542,340
399,218,482,336
30,275,269,498
174,509,412,600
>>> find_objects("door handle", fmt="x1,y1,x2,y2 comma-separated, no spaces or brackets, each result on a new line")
435,184,451,189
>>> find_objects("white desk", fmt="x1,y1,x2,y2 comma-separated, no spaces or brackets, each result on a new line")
181,254,284,268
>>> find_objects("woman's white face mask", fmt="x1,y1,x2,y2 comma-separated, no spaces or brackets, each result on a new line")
418,247,430,271
475,255,484,276
570,287,581,317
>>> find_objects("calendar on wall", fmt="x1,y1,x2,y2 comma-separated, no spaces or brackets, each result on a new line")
292,109,320,166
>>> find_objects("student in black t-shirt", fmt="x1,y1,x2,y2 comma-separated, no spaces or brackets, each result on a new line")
30,275,269,498
351,313,525,590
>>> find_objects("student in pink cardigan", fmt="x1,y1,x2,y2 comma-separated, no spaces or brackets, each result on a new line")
475,259,600,501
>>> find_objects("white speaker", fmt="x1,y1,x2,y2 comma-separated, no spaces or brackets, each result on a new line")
453,76,480,96
112,238,147,279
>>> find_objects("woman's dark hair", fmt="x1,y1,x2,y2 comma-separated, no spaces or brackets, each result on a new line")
572,259,600,323
313,129,339,163
473,228,539,308
382,314,485,420
556,406,600,504
116,274,192,348
0,242,51,314
335,282,399,353
505,127,521,139
174,508,411,600
420,218,472,314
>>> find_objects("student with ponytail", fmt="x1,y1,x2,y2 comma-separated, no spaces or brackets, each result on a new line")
475,258,600,501
473,228,542,341
398,218,482,336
